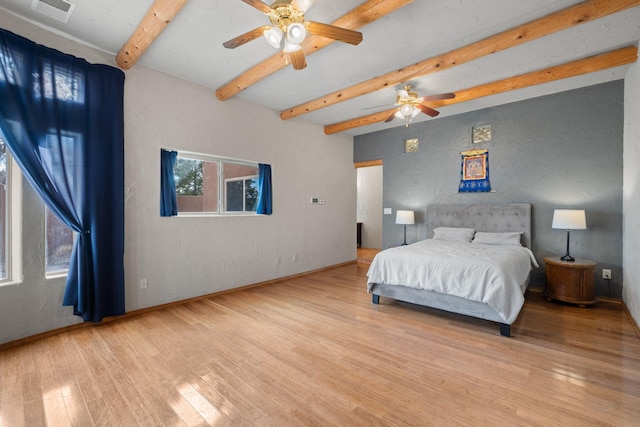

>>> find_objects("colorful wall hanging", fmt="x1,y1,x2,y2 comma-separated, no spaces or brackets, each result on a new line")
459,148,491,192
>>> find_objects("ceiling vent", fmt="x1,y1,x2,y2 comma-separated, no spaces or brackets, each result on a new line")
30,0,76,24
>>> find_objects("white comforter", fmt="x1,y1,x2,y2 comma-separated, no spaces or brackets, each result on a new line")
367,239,539,324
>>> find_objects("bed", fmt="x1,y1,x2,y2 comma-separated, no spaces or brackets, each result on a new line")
367,203,537,337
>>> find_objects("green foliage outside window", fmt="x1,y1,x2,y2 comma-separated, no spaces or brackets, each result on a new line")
174,158,203,196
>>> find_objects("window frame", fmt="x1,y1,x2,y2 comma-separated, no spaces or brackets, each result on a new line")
45,206,75,278
41,130,81,278
223,174,258,213
174,150,260,217
0,149,23,286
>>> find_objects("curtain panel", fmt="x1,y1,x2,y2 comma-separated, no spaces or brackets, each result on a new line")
160,149,178,216
257,163,272,215
0,28,125,321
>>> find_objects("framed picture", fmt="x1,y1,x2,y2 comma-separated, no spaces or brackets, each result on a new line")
404,138,419,153
459,148,491,192
472,124,492,144
463,154,486,180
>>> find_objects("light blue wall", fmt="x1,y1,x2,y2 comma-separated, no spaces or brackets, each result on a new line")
354,81,624,296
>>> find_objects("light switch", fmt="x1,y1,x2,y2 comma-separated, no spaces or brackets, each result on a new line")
384,208,392,215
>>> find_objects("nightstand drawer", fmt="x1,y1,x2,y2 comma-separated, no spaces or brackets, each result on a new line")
544,256,596,306
546,267,583,300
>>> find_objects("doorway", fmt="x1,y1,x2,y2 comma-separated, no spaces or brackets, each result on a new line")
356,164,383,257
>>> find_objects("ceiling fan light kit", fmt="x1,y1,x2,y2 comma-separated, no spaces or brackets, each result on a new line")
383,84,456,128
284,39,301,52
286,22,306,44
263,26,283,48
224,0,363,70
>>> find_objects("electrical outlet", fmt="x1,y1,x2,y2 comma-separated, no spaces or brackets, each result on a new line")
139,278,148,289
602,269,611,280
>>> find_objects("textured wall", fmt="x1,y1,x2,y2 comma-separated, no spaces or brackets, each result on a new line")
623,52,640,323
0,12,356,344
123,67,355,311
354,81,624,296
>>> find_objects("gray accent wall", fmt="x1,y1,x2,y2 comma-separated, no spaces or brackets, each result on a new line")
354,81,624,297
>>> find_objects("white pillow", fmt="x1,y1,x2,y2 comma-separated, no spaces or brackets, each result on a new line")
472,231,523,246
432,227,476,242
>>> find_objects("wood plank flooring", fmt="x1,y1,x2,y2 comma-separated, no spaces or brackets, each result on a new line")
1,262,640,426
356,247,381,265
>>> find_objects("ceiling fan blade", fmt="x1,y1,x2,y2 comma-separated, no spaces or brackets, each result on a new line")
288,49,307,70
241,0,272,13
416,103,440,117
384,109,399,123
418,93,456,102
293,0,314,12
306,21,363,45
223,26,271,49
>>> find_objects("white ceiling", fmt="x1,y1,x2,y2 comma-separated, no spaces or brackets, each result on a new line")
1,0,639,136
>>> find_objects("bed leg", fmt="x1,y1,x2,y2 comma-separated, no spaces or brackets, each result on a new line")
499,324,511,337
372,294,380,304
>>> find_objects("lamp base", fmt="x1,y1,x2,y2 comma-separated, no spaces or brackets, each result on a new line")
561,230,575,262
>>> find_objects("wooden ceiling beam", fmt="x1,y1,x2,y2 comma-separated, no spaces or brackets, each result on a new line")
324,45,638,134
115,0,190,70
284,0,640,120
215,0,414,101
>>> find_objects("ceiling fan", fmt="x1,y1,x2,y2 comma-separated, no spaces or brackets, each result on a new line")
223,0,363,70
384,84,456,127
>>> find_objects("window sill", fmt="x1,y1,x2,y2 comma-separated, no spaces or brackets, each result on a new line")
0,278,24,287
46,271,68,280
176,213,260,218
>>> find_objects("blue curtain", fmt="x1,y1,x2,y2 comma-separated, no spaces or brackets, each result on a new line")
160,149,178,216
0,28,125,321
256,163,272,215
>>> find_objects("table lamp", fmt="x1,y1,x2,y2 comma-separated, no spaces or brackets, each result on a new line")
552,209,586,262
396,210,415,246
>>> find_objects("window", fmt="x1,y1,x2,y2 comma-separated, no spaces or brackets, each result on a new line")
41,131,80,275
0,129,76,279
0,129,22,284
173,152,258,215
0,49,22,85
33,63,84,103
45,207,74,276
225,176,258,212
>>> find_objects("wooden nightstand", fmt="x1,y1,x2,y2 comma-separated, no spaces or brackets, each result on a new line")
544,256,596,306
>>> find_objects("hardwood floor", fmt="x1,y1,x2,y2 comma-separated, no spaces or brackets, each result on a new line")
356,247,380,265
1,263,640,426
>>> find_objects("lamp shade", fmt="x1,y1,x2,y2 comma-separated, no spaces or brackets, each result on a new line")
263,26,283,48
283,39,301,52
552,209,586,230
396,210,415,225
286,22,306,44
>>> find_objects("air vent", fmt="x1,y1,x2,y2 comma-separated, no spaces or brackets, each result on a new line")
30,0,76,24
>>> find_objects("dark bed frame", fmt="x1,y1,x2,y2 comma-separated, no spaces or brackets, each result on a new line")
370,203,532,337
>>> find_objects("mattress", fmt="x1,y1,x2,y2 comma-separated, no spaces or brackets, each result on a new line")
367,239,539,324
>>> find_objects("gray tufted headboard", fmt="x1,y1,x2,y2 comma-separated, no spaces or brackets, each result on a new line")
426,203,532,249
